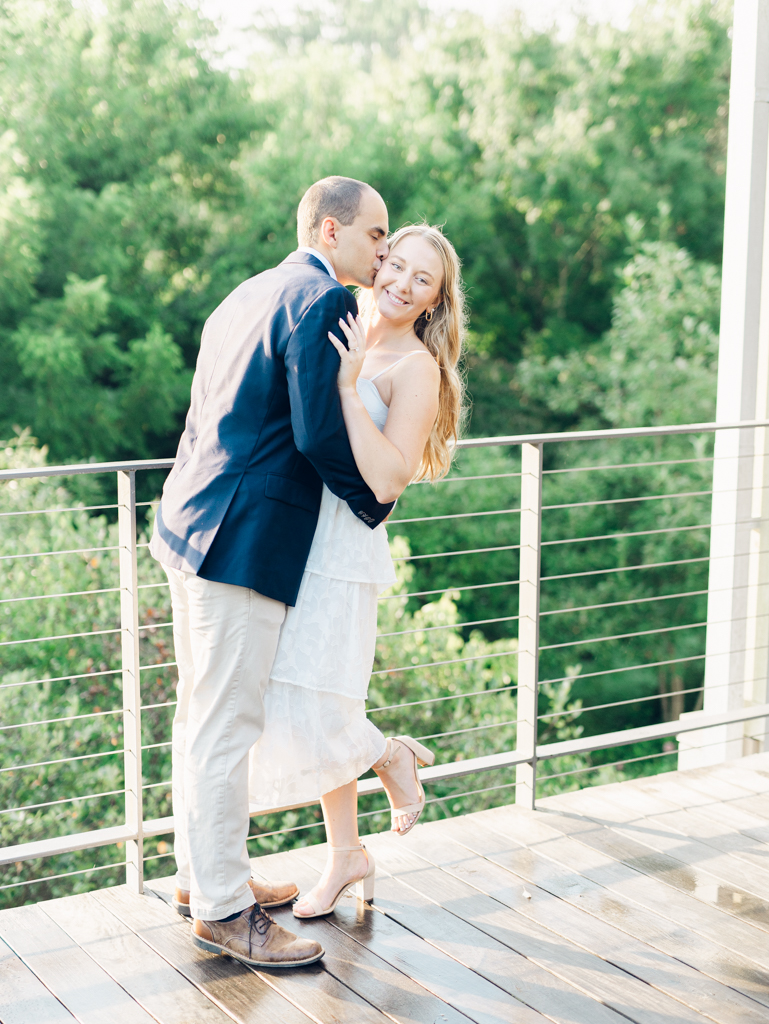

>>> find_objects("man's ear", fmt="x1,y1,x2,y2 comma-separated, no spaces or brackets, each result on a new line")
319,216,339,249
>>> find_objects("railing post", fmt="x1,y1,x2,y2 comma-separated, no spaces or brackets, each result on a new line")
680,0,769,768
118,470,144,892
516,442,543,809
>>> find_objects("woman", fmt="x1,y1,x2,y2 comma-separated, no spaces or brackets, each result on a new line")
247,224,465,918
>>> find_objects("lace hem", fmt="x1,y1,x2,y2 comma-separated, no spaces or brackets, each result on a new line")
247,679,386,812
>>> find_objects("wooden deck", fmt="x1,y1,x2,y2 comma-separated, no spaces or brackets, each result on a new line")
5,756,769,1024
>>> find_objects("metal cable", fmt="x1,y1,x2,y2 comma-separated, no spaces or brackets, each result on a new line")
141,741,171,752
543,488,712,513
0,667,121,692
417,718,517,742
543,456,715,476
367,683,517,714
142,780,171,790
0,503,119,518
0,586,120,607
542,605,769,654
389,506,521,526
423,780,517,805
141,701,177,712
536,747,677,783
541,521,711,549
392,542,520,563
0,544,119,562
0,706,122,733
139,661,177,672
247,820,327,843
540,619,706,653
0,626,121,648
0,861,123,892
379,579,520,602
538,654,708,687
1,747,122,774
536,686,706,721
540,589,707,619
371,646,519,677
0,788,126,816
377,612,519,640
541,556,709,583
540,641,769,688
415,470,522,485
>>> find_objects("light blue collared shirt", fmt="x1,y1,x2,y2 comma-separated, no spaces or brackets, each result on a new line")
298,246,337,281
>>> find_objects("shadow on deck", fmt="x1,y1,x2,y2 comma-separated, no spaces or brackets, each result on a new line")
4,754,769,1023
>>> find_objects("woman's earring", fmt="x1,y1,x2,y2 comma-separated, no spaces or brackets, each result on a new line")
425,308,434,322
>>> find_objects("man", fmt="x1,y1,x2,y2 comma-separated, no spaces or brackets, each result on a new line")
150,176,393,967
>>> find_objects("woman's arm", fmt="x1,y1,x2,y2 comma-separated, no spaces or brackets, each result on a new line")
329,314,440,503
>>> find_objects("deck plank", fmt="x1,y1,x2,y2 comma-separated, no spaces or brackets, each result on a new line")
259,847,545,1024
701,762,769,795
296,840,632,1024
546,785,769,909
0,935,76,1024
365,829,718,1024
537,787,769,932
42,891,235,1024
477,803,769,977
0,903,156,1024
5,760,769,1022
94,884,362,1024
464,810,769,1008
579,779,769,878
409,817,768,1024
638,770,756,805
243,852,479,1024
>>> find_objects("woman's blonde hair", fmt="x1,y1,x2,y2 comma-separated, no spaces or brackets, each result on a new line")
362,224,466,481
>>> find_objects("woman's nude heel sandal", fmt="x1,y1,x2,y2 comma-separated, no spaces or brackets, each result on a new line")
292,845,375,919
375,735,436,837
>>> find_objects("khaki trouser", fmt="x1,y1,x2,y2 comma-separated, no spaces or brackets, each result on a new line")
163,565,286,920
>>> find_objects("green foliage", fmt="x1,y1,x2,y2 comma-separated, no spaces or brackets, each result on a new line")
517,241,721,429
0,0,731,456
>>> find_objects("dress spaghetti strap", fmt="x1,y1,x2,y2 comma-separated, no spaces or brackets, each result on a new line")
367,349,432,383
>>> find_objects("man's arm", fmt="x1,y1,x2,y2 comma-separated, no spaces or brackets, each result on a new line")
285,286,394,529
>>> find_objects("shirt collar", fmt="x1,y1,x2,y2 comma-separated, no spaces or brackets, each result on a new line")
297,246,337,281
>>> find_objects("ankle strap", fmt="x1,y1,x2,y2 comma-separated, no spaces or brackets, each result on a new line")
330,844,365,852
377,737,396,770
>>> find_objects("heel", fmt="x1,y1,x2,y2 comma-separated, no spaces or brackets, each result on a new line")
355,849,376,903
396,735,435,767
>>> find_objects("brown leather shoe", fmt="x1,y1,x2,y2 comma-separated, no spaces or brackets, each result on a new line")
192,904,323,967
172,877,299,917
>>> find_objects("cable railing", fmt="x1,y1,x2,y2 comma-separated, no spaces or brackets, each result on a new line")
3,417,769,904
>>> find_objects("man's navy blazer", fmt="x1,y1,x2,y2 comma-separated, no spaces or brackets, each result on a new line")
150,251,394,606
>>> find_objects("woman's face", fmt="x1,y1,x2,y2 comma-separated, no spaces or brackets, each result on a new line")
372,235,443,326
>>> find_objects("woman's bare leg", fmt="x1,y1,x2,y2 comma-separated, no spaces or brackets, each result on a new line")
293,780,368,917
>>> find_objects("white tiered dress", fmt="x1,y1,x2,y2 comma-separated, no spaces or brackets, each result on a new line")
247,375,396,811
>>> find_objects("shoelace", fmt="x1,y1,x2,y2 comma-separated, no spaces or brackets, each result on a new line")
247,903,274,957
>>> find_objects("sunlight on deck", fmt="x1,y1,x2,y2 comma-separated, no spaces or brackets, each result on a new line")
3,754,769,1023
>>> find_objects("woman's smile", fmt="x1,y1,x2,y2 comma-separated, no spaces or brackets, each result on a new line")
384,288,409,307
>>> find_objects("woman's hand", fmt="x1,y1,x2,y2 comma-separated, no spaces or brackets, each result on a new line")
328,313,367,392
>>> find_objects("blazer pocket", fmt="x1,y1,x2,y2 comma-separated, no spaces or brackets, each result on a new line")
264,474,317,512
